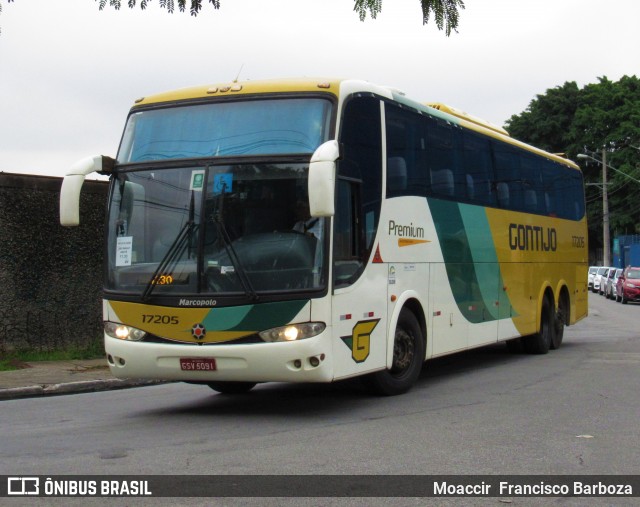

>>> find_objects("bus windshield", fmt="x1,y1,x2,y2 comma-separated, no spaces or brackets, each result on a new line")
117,98,332,162
106,163,326,297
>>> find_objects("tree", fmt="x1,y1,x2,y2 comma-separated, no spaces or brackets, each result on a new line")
504,81,580,155
506,76,640,256
2,0,465,36
353,0,465,35
97,0,465,35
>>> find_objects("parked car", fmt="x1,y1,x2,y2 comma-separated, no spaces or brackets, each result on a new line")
593,266,612,294
605,268,623,299
616,266,640,304
588,266,598,290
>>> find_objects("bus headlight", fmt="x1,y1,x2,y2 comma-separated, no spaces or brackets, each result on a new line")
259,322,326,343
104,322,147,341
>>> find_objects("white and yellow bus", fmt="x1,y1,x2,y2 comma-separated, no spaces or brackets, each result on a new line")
60,78,588,395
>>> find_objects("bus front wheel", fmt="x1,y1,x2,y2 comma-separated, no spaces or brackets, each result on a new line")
365,309,424,396
207,381,257,394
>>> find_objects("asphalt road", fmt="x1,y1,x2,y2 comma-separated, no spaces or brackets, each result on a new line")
2,293,639,506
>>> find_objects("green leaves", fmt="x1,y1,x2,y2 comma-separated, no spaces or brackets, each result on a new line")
421,0,465,36
354,0,465,34
353,0,382,21
97,0,221,15
94,0,463,32
505,81,580,154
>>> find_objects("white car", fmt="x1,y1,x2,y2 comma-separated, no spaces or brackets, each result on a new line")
588,266,598,290
593,266,613,294
606,268,623,299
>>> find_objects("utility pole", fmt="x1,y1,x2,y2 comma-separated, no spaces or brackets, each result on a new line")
602,148,610,266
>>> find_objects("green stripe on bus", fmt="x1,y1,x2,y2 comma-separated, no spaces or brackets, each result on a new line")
428,199,514,323
202,300,308,332
459,204,503,321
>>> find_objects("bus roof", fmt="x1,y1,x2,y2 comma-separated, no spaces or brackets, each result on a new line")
132,77,579,170
426,103,510,137
132,78,342,106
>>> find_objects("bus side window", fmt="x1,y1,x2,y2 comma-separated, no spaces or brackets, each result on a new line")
496,182,510,208
465,174,475,200
387,156,408,194
431,168,455,196
548,167,585,221
335,95,382,288
333,179,361,284
493,144,522,211
461,131,495,206
425,119,454,197
521,154,544,214
385,104,427,198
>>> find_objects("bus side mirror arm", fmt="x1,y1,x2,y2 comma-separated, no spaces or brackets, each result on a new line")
60,155,115,226
308,140,339,217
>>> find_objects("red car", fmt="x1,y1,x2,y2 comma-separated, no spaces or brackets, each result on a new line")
616,266,640,304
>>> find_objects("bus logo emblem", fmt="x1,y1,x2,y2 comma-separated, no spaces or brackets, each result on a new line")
341,319,380,363
192,323,206,340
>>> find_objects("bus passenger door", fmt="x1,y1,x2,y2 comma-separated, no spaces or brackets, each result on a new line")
331,270,389,380
330,179,388,380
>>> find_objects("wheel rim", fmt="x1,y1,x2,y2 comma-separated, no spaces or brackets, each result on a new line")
554,308,564,335
390,328,415,377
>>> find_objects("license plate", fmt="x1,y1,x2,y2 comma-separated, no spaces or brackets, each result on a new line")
180,358,217,371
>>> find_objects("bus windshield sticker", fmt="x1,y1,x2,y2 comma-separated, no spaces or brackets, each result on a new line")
213,173,233,195
116,236,133,267
190,169,205,191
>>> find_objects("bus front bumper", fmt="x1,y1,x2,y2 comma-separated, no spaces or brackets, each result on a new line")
104,333,334,384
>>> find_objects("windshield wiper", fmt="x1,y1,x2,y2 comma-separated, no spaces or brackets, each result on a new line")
211,213,259,302
211,185,259,301
142,192,196,302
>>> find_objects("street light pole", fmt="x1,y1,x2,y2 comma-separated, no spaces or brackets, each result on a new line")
601,148,610,266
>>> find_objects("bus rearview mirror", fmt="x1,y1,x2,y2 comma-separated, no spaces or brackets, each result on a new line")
308,140,339,217
60,155,114,226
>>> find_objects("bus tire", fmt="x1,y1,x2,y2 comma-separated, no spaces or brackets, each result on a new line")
207,381,257,394
551,293,568,350
365,309,424,396
523,296,553,355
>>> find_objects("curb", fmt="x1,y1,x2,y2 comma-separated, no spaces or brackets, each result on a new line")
0,379,167,401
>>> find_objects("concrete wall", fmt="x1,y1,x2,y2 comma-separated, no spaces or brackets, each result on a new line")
0,173,108,353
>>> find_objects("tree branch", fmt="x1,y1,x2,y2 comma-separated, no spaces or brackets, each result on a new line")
354,0,465,35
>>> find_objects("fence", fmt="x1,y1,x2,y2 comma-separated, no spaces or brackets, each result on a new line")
0,173,108,354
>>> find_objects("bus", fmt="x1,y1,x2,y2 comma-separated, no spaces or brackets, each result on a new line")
60,78,588,396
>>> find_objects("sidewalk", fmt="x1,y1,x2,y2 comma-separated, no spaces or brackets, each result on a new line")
0,358,163,400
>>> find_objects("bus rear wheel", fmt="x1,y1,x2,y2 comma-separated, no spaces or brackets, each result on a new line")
523,296,553,355
551,294,568,350
365,309,424,396
207,381,257,394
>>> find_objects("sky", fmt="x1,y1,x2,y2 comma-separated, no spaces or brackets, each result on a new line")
1,0,639,177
